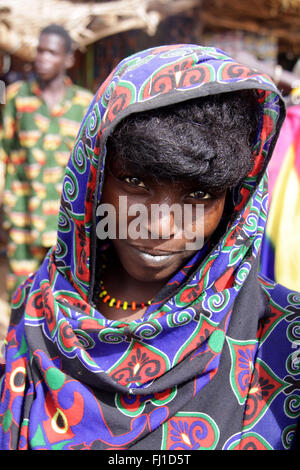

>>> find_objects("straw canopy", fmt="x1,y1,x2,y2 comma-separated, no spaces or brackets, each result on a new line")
0,0,199,61
1,0,300,61
200,0,300,54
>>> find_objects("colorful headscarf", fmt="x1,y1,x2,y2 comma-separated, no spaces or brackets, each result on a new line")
1,45,299,451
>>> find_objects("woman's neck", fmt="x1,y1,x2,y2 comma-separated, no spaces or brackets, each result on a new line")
96,248,165,322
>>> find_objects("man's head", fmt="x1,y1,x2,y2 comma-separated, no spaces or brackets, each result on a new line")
34,24,74,82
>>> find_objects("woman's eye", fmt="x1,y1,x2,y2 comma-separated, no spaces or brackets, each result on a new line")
124,176,147,188
189,190,212,200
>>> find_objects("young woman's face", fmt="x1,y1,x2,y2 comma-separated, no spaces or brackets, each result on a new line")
99,160,227,283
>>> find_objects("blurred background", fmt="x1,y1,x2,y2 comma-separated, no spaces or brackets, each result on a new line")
1,0,300,93
1,0,300,341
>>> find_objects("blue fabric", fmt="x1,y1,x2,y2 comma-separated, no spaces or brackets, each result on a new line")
0,44,299,450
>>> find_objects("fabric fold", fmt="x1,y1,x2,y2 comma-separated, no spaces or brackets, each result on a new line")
1,44,299,451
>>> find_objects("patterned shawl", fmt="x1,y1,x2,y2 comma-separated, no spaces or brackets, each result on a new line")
1,45,299,451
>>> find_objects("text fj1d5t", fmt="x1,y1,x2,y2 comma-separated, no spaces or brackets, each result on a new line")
107,453,191,467
152,454,191,466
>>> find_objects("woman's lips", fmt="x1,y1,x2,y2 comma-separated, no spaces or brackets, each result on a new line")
129,245,179,266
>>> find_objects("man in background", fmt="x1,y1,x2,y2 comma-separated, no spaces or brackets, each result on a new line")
0,24,93,299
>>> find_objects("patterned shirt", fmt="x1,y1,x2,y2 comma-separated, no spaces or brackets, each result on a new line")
1,78,93,247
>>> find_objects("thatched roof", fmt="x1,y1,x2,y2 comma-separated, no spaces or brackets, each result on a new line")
200,0,300,54
0,0,199,61
2,0,300,61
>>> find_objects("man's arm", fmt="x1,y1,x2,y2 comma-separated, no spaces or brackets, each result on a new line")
0,82,20,235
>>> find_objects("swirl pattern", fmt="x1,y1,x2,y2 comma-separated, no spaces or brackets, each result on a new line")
0,44,299,451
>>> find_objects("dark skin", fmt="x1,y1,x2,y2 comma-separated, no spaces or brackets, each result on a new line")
34,33,74,110
97,160,227,322
0,33,74,245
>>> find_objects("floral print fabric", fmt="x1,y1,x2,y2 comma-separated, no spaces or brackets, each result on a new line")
0,45,299,450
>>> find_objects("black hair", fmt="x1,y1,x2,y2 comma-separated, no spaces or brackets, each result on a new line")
40,24,73,54
107,90,260,194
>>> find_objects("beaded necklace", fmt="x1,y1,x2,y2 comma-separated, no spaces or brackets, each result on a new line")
99,280,152,311
98,246,153,311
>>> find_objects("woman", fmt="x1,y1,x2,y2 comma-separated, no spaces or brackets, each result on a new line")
0,44,299,450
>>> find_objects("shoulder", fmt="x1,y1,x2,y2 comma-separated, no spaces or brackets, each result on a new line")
72,84,93,96
244,275,300,450
5,80,26,102
70,85,93,106
257,273,299,351
258,273,299,314
9,274,35,326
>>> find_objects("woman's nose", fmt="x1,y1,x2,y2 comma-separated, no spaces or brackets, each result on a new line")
147,203,182,239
